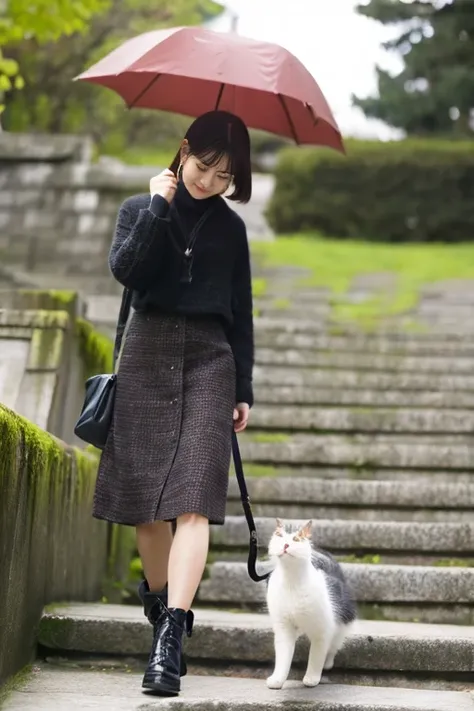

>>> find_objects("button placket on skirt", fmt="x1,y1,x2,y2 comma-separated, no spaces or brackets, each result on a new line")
152,315,186,519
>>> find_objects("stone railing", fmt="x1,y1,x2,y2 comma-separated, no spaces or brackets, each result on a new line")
0,289,113,445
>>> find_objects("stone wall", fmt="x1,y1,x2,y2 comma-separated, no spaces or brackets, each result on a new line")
0,290,133,686
0,404,109,685
0,133,155,279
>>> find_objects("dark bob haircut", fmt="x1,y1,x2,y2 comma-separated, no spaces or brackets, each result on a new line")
169,110,252,204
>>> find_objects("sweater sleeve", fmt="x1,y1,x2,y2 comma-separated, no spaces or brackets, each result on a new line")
227,224,255,408
108,195,170,290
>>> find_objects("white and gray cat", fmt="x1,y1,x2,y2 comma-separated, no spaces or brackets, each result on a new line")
266,518,357,690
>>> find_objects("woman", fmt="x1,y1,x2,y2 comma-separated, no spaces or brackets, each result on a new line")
93,110,254,697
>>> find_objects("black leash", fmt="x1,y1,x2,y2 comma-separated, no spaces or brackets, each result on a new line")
231,430,270,583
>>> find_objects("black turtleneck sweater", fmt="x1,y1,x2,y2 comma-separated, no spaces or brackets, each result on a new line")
108,181,254,407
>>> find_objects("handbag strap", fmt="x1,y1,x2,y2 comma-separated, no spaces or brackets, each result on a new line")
231,430,271,583
113,288,133,368
112,288,269,583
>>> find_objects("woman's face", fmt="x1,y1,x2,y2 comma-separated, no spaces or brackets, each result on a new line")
181,152,232,200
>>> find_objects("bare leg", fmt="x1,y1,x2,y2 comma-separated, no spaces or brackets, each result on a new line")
167,512,209,611
136,520,173,592
266,624,297,690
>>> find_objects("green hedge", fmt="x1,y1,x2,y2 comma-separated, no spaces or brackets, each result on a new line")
266,139,474,242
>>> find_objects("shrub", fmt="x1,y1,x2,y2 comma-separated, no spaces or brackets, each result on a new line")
266,139,474,242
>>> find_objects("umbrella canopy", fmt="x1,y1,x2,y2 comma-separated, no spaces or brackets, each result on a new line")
75,26,344,153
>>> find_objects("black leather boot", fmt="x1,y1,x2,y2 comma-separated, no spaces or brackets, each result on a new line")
141,599,191,696
138,580,193,677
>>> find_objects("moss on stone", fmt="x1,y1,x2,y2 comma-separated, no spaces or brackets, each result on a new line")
17,290,78,318
0,308,70,331
356,603,390,622
242,464,278,478
432,558,474,568
273,298,291,310
37,615,75,649
340,554,382,565
27,328,64,370
75,317,114,380
18,289,76,305
250,432,290,444
0,403,96,504
252,278,267,299
0,665,32,705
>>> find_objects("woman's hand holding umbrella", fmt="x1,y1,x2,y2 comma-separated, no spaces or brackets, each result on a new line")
150,169,178,203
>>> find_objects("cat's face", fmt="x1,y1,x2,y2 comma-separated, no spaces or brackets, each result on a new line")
268,519,313,562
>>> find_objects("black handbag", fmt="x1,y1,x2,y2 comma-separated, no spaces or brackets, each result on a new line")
74,288,270,583
74,288,133,450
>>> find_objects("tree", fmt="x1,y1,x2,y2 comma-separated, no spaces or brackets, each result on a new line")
353,0,474,136
2,0,221,146
0,0,111,113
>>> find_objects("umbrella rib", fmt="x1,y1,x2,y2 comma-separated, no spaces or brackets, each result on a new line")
278,93,299,144
305,102,319,126
215,83,225,110
128,73,162,109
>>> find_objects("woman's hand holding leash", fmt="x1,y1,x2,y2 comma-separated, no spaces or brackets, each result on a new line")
233,403,249,432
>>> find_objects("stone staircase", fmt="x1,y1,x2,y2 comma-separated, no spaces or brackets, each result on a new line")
5,266,474,710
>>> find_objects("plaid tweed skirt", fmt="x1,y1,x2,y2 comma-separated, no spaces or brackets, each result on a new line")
93,309,236,526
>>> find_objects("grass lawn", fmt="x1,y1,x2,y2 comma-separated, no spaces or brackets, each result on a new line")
252,234,474,329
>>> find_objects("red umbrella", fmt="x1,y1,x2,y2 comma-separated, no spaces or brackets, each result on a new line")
75,26,344,153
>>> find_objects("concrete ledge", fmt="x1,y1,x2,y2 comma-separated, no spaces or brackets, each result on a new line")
199,561,474,605
254,316,474,340
253,365,474,391
239,435,474,470
4,667,473,711
227,477,474,509
255,347,474,374
212,517,474,554
255,330,474,356
253,386,474,409
38,605,474,675
0,133,92,163
248,406,474,434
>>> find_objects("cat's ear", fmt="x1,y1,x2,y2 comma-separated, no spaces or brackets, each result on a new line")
301,520,313,539
276,518,284,531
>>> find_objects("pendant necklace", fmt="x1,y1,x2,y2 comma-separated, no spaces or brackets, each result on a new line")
172,205,215,284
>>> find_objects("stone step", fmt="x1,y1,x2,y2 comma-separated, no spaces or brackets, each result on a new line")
38,605,474,684
239,433,474,470
253,365,474,391
212,517,474,558
5,666,473,711
255,289,332,302
254,315,474,339
255,330,474,356
198,562,474,624
254,385,474,409
255,306,330,320
255,348,474,374
226,477,474,523
248,406,474,434
238,463,474,484
418,302,474,314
